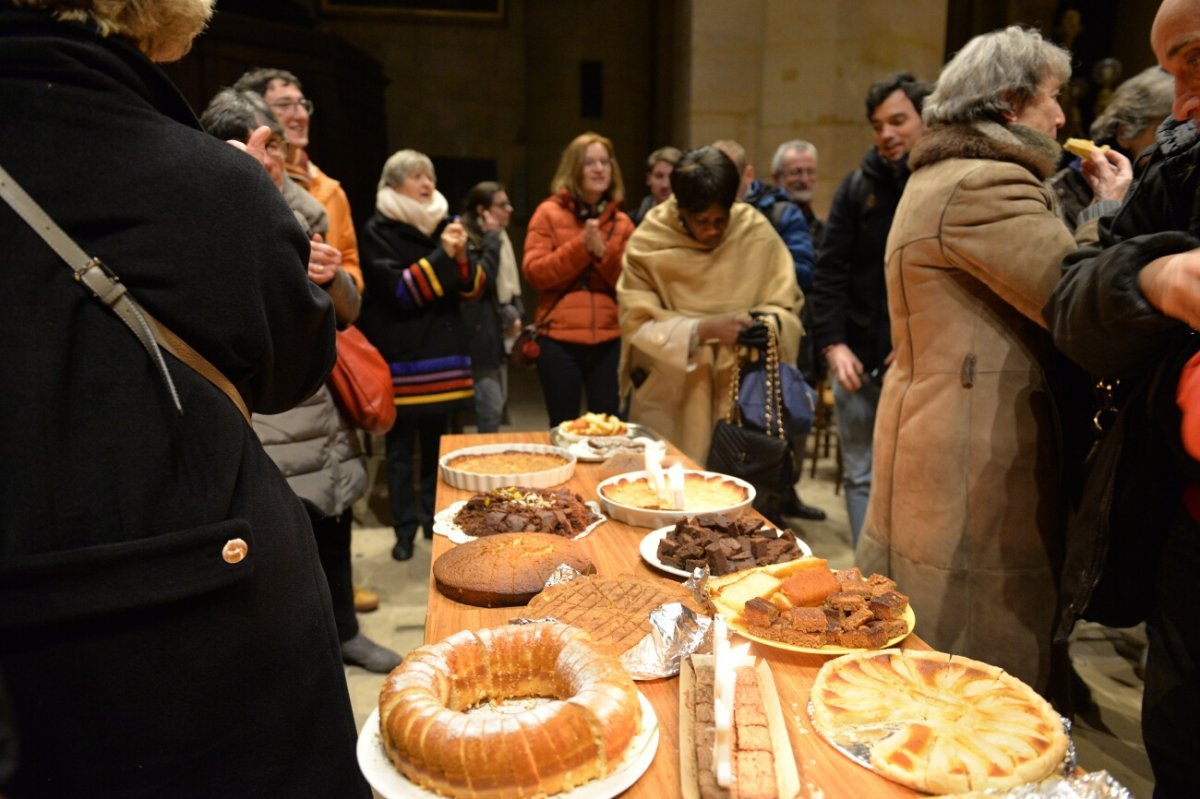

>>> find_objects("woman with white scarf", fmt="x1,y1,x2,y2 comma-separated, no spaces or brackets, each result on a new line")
460,181,523,432
358,150,487,562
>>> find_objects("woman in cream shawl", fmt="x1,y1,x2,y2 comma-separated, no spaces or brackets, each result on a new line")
618,146,803,463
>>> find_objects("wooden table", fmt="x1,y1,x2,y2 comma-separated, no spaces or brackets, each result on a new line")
427,431,925,799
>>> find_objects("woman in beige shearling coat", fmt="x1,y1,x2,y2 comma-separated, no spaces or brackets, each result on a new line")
856,26,1131,697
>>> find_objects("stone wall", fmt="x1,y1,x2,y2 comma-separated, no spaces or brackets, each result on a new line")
686,0,948,217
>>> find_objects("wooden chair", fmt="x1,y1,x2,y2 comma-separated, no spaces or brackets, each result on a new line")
807,379,842,493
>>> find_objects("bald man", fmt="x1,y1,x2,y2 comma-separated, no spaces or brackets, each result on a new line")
1045,2,1200,794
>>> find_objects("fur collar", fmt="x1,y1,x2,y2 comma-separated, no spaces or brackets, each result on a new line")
910,121,1061,180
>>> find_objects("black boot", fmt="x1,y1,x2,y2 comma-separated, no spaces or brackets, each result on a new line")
780,494,827,521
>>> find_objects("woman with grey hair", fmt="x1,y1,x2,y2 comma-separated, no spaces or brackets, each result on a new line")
1052,66,1174,229
357,150,486,562
857,25,1131,703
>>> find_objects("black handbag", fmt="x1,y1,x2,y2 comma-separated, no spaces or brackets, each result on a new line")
1055,360,1178,641
706,325,794,520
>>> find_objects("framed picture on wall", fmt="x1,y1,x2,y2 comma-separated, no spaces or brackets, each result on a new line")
320,1,504,21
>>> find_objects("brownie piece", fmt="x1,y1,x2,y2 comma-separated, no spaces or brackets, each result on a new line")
743,596,779,628
775,627,827,647
836,622,889,649
869,590,909,620
866,572,898,595
835,566,863,584
841,606,875,631
876,617,909,640
780,606,826,632
826,591,868,612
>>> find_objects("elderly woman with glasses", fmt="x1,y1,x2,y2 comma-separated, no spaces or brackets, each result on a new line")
522,131,635,426
358,150,486,562
856,26,1132,701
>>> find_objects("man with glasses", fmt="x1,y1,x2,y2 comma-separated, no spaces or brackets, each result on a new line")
772,140,824,249
234,68,362,295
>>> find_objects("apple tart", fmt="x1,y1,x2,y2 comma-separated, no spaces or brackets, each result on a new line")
810,649,1068,795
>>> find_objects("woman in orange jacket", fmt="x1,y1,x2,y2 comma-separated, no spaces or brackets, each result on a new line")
523,132,635,426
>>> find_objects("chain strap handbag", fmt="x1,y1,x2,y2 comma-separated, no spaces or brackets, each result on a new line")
705,324,794,517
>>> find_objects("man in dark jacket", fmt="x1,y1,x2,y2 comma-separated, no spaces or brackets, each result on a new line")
809,73,931,545
1045,3,1200,793
0,4,369,797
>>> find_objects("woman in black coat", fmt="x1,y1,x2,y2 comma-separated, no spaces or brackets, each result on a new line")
358,150,487,562
0,4,369,797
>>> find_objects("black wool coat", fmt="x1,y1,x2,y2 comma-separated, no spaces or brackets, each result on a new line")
0,11,369,799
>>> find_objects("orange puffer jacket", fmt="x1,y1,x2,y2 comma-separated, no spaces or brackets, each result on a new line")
522,189,633,345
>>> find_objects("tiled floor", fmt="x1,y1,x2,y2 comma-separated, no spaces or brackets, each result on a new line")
346,367,1155,798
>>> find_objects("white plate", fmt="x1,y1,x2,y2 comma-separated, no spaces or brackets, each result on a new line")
639,525,814,579
551,423,663,449
440,443,575,492
567,436,665,463
595,470,755,529
432,500,606,544
359,691,660,799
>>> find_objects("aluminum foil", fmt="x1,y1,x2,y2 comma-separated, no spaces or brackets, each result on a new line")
938,770,1134,798
513,565,714,680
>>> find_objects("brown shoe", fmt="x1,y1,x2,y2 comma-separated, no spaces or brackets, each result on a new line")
353,585,380,613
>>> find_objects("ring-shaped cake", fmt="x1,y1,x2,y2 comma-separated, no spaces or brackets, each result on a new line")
377,622,641,798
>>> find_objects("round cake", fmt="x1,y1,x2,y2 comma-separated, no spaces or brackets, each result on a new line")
378,622,642,798
433,532,596,607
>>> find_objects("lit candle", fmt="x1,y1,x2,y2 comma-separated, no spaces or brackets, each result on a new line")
667,462,686,510
712,616,734,787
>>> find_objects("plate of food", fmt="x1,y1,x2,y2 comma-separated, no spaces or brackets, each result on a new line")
432,487,605,544
808,649,1071,795
440,443,575,491
640,517,813,580
708,559,914,655
567,435,662,463
553,412,629,444
595,469,754,529
362,623,661,799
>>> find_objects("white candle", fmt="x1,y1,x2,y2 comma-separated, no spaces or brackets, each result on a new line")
667,462,686,510
712,616,734,787
644,445,668,506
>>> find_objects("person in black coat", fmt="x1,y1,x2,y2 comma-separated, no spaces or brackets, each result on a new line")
358,150,487,562
1044,3,1200,793
808,73,932,545
0,4,369,797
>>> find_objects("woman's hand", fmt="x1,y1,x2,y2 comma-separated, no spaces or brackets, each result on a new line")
481,208,500,232
307,233,342,285
1082,148,1133,203
696,315,750,347
441,219,467,260
583,219,606,259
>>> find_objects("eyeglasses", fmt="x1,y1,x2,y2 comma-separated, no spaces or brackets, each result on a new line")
491,199,513,209
584,157,612,169
268,98,314,116
265,136,289,157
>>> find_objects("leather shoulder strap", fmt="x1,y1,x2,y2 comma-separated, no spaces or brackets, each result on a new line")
0,163,251,425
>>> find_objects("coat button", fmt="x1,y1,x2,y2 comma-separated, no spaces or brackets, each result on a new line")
222,538,249,564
